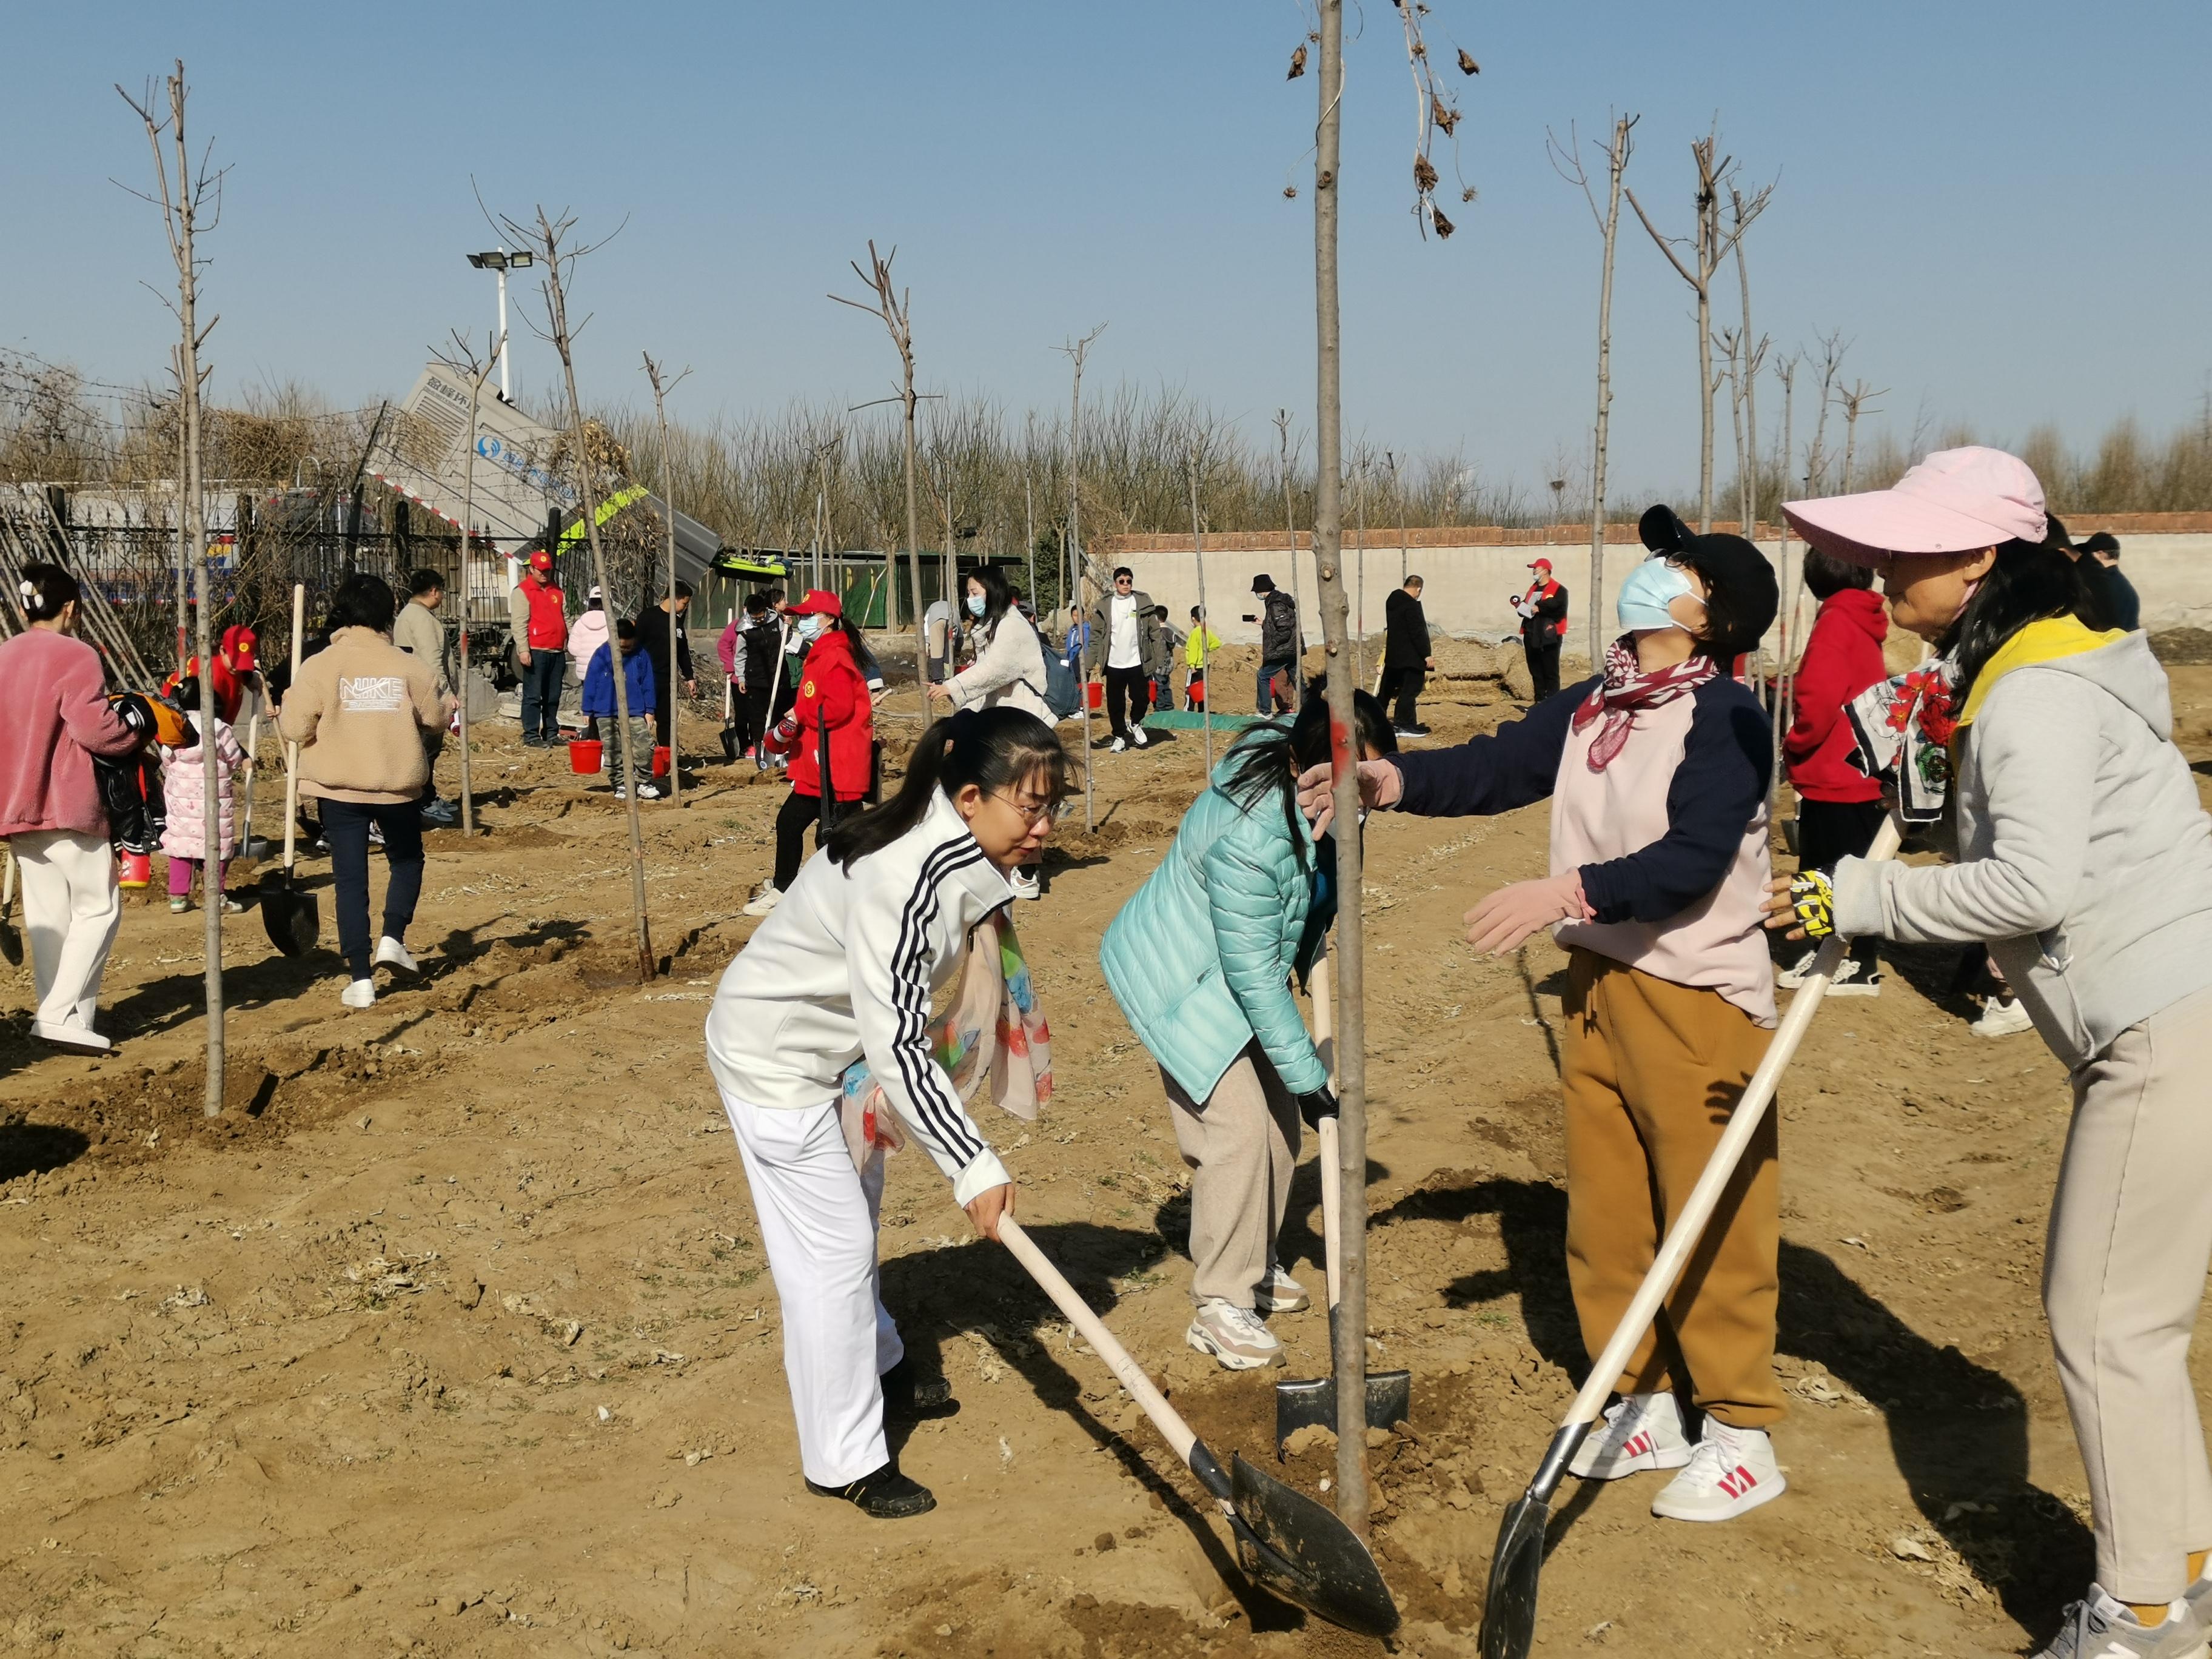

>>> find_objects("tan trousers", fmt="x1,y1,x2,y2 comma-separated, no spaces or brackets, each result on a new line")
1561,950,1785,1429
2045,981,2212,1603
1164,1043,1302,1309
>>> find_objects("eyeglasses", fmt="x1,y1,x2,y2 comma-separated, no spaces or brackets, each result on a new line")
1114,576,1133,587
991,792,1057,827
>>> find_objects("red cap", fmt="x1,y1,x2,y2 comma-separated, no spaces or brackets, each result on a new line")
528,549,554,573
221,624,256,672
786,589,842,619
1528,558,1553,572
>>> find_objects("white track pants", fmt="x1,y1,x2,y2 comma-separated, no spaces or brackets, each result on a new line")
721,1090,903,1487
11,830,121,1034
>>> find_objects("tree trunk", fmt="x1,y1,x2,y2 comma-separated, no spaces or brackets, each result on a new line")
1070,354,1093,833
1186,452,1213,773
1695,272,1715,531
1733,202,1759,532
1769,367,1797,825
1588,116,1627,668
458,369,483,837
900,375,925,693
653,384,681,809
1313,0,1372,1538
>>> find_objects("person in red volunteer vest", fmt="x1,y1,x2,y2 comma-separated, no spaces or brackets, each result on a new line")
508,549,568,746
1513,557,1570,701
745,591,876,916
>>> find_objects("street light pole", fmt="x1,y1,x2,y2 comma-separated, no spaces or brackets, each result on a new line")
467,249,535,401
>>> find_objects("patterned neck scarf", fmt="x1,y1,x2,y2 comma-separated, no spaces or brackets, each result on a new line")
1570,635,1718,772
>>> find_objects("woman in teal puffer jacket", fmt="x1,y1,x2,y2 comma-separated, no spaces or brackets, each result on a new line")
1101,687,1393,1371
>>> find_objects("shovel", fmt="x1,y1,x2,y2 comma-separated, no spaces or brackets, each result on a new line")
238,707,272,860
999,1216,1399,1638
0,843,21,968
1276,951,1410,1450
260,585,319,957
1477,816,1902,1659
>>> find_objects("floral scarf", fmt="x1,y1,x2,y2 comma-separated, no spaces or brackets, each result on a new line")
1569,636,1719,771
1844,660,1956,823
837,910,1052,1171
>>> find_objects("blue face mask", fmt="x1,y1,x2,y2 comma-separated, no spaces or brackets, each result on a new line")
797,614,828,643
966,594,987,618
1617,557,1698,632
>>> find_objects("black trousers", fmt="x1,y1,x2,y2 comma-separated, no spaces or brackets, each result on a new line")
1381,665,1424,729
321,797,425,982
1104,665,1150,739
1523,636,1561,702
773,787,824,891
1795,797,1885,974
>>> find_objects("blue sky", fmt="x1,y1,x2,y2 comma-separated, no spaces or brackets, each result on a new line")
4,1,2207,502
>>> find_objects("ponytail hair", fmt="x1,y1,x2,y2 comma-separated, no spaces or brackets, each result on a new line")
19,562,79,623
1941,538,2099,711
825,705,1070,871
1219,677,1396,871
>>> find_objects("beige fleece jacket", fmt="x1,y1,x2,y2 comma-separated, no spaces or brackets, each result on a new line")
276,626,446,803
391,598,452,696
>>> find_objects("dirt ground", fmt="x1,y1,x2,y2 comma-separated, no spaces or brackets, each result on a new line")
7,645,2212,1658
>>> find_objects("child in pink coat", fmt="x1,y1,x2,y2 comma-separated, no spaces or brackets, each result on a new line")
159,683,246,914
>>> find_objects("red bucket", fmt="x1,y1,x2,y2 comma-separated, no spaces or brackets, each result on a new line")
1085,680,1104,711
117,848,152,889
569,739,603,775
652,746,671,777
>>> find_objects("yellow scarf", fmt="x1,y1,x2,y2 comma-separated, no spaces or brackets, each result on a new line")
1955,615,2124,730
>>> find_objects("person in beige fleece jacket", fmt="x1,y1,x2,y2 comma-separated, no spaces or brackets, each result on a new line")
278,574,452,1009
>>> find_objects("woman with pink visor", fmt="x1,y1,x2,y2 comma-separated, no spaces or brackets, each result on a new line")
1769,446,2212,1659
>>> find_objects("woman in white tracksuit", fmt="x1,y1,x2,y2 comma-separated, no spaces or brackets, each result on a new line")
705,704,1068,1518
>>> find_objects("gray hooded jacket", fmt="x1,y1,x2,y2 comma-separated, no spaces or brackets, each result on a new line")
1832,631,2212,1070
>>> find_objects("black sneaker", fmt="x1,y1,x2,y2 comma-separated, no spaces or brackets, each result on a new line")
880,1358,959,1423
805,1461,936,1519
1395,723,1430,738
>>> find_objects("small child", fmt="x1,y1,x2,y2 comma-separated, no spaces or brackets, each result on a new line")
1184,606,1222,710
581,618,661,801
159,677,246,914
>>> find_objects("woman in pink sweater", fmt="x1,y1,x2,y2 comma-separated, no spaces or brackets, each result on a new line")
0,565,144,1052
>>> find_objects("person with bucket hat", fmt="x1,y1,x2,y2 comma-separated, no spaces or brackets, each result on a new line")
1768,446,2212,1658
1243,574,1301,715
1513,558,1570,702
509,549,567,746
1304,506,1789,1523
746,592,875,917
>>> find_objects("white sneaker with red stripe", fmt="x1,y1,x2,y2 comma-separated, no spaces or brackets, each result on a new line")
1568,1392,1691,1480
1650,1417,1785,1522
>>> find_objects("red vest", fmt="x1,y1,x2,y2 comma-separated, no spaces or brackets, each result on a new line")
786,631,874,803
1521,578,1569,639
521,578,567,649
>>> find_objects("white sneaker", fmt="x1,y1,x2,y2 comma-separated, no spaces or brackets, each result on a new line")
1185,1299,1284,1370
1650,1417,1785,1522
1774,949,1822,990
1972,994,2034,1038
637,781,665,800
1255,1265,1311,1314
374,936,418,975
743,882,782,918
1824,959,1882,997
1130,726,1149,748
32,1019,111,1054
1108,737,1127,754
341,979,377,1010
1008,868,1041,902
1570,1392,1692,1480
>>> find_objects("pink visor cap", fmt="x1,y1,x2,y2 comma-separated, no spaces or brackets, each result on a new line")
1783,446,2046,564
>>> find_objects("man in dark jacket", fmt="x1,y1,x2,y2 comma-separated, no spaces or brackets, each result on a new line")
1381,574,1435,736
1243,574,1301,715
2079,532,2141,633
1513,559,1569,702
634,580,696,747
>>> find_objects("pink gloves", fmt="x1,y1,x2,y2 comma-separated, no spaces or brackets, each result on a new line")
1463,871,1594,956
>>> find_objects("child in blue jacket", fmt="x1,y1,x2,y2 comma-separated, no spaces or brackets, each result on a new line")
581,619,660,800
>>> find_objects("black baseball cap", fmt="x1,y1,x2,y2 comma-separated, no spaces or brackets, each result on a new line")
1637,504,1778,661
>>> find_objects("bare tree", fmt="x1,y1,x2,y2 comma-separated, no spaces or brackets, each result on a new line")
641,353,692,808
1274,408,1301,620
501,205,655,983
118,61,227,1116
1185,446,1215,773
1838,378,1886,493
1800,330,1850,495
1549,113,1637,666
1626,126,1773,531
1057,324,1105,831
428,331,500,838
830,244,927,691
1769,355,1798,818
1729,186,1769,533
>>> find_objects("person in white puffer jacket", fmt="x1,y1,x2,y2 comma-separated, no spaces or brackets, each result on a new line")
930,565,1054,899
705,705,1068,1521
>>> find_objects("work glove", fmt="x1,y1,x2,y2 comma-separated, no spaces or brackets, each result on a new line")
1295,1085,1339,1128
1786,867,1838,940
1463,871,1595,956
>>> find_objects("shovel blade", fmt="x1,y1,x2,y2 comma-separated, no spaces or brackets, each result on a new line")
1476,1491,1551,1659
1273,1369,1413,1451
0,919,19,968
259,873,319,957
1227,1451,1399,1638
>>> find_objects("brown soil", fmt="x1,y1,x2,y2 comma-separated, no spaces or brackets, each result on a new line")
8,671,2212,1657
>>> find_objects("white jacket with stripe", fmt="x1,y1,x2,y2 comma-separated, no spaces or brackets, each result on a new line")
705,789,1014,1204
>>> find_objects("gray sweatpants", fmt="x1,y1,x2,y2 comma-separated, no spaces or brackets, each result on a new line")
2044,980,2212,1602
1163,1042,1301,1309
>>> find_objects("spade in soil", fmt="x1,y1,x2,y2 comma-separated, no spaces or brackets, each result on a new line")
260,583,318,957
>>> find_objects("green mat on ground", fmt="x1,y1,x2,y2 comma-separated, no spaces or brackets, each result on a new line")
1138,709,1269,731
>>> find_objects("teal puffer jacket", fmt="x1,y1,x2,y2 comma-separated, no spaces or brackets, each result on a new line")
1100,739,1333,1102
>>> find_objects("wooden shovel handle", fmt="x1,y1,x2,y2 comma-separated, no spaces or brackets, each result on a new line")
997,1217,1199,1469
1312,953,1342,1311
281,585,303,874
1557,815,1904,1436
